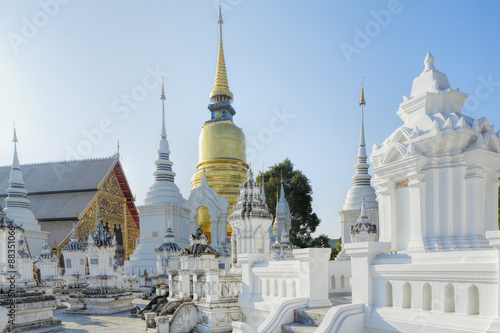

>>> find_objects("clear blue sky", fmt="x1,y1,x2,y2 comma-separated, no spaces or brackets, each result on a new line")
0,1,499,239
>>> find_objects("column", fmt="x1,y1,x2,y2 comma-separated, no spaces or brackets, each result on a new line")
407,172,426,252
465,165,485,249
294,248,332,308
193,274,199,301
205,269,219,303
345,241,391,306
179,269,191,300
373,179,393,245
486,231,500,331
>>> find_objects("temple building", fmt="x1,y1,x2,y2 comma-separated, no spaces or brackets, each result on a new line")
0,152,140,261
190,5,248,243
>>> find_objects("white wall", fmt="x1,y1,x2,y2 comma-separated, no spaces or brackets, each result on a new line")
328,260,351,294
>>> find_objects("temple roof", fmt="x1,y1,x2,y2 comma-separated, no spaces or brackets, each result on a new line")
0,156,139,225
62,225,85,252
181,227,219,257
155,227,182,253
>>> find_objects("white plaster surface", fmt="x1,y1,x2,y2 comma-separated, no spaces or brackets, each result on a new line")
24,299,149,333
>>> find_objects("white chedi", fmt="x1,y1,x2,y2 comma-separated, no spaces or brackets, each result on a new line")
36,241,64,287
228,167,273,264
350,197,377,243
337,85,378,260
339,53,500,333
61,225,87,288
270,183,297,260
17,239,36,286
179,227,220,271
84,208,118,293
371,52,500,252
126,85,190,276
3,128,48,256
68,207,135,314
155,227,182,276
0,210,28,288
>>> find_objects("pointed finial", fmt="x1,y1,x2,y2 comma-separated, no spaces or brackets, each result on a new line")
218,1,223,25
210,1,233,102
359,77,366,106
247,163,253,181
11,123,21,170
117,140,120,157
357,77,367,153
424,52,435,72
246,165,254,181
160,76,166,100
160,78,167,138
70,223,78,240
280,170,283,184
13,123,18,143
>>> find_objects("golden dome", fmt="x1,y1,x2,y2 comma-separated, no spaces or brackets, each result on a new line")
198,121,246,163
191,121,247,242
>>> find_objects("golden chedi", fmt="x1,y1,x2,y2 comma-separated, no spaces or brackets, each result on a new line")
191,6,247,243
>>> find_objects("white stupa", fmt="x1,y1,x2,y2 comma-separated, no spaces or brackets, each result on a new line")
125,83,190,275
350,197,377,243
336,82,379,260
228,167,273,264
275,180,291,241
61,224,87,288
341,53,500,333
3,127,48,256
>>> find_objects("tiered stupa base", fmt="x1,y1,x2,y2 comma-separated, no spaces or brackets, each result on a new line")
67,275,135,314
192,300,244,333
67,291,135,314
0,291,61,332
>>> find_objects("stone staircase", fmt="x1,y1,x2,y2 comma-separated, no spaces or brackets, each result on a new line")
281,307,330,333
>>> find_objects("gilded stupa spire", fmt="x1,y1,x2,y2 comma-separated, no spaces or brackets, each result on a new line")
209,3,233,102
359,77,366,107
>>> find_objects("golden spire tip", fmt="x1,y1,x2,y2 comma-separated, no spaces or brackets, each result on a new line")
161,77,166,100
359,76,366,106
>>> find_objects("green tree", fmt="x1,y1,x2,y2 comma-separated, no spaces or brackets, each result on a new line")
309,234,331,248
256,158,321,248
330,237,342,260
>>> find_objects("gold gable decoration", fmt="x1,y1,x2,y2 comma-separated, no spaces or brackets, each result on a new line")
58,168,140,260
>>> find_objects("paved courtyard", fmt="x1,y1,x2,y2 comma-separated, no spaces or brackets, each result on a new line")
25,299,149,333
